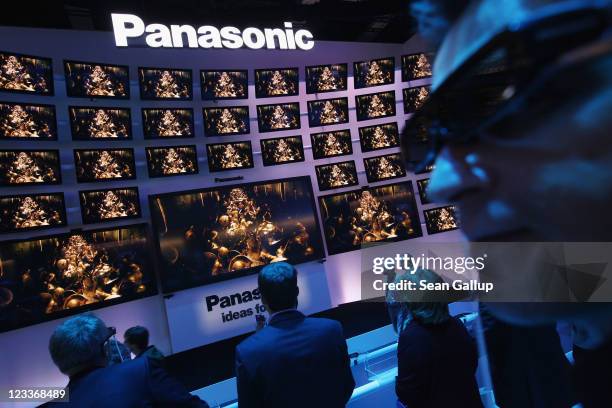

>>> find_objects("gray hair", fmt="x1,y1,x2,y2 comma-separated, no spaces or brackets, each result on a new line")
49,313,108,375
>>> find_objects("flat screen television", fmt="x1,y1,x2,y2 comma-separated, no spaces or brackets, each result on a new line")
79,187,141,224
0,102,57,139
358,122,400,152
206,141,254,172
416,178,431,204
73,148,136,183
0,223,157,333
403,86,431,114
148,176,325,292
256,102,301,133
305,63,348,94
0,192,66,233
260,135,304,166
355,90,396,121
145,145,199,178
402,117,433,174
201,70,248,100
401,52,433,82
64,60,129,99
138,67,192,100
310,130,353,160
0,150,61,186
0,51,53,95
318,181,422,255
424,205,460,235
353,57,395,89
363,153,406,183
254,67,299,98
203,106,250,137
307,97,349,127
142,108,194,139
69,106,131,140
314,160,359,192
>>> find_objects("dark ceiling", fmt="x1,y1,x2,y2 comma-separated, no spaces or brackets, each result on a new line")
0,0,415,43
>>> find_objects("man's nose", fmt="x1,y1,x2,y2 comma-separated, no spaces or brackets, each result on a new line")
427,146,490,203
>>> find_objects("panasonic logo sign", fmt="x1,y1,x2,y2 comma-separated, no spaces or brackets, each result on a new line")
111,14,315,50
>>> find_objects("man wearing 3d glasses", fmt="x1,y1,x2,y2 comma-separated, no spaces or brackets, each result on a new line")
404,0,612,407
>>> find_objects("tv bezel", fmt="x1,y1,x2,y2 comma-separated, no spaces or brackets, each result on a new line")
256,102,301,133
402,85,431,114
63,59,130,99
69,105,133,141
314,159,359,192
355,90,397,122
424,205,460,235
352,56,396,90
358,121,400,153
401,52,433,82
145,144,200,178
0,222,158,333
304,62,348,94
200,69,249,100
306,96,350,128
78,186,142,224
206,140,254,172
310,129,354,160
0,101,58,140
141,107,195,139
0,149,62,186
147,175,325,292
260,135,305,167
0,50,54,96
0,191,67,233
73,148,137,183
202,105,251,137
254,67,300,99
363,152,407,183
138,66,193,101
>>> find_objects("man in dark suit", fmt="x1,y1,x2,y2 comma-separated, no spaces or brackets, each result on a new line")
43,313,208,408
235,262,355,408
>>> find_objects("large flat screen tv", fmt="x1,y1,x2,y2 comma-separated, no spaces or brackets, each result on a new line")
79,187,141,224
149,176,325,292
416,178,431,204
314,160,359,192
307,97,349,127
0,223,157,333
358,122,400,152
310,130,353,160
353,57,395,89
73,148,136,183
403,86,430,114
69,106,131,140
318,181,422,255
0,192,66,233
0,102,57,140
138,67,193,100
424,205,460,235
355,90,396,121
145,145,199,178
305,63,348,94
260,135,304,166
206,141,254,172
363,153,406,183
0,51,53,95
0,150,61,186
142,108,194,139
201,70,248,100
203,106,250,137
254,68,299,98
64,60,129,99
401,53,433,82
256,102,301,133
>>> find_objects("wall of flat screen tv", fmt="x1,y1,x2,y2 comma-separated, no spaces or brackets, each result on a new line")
0,49,459,333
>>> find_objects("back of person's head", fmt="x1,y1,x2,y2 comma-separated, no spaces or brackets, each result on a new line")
392,269,451,332
410,0,471,47
124,326,149,351
49,313,109,376
258,262,298,313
